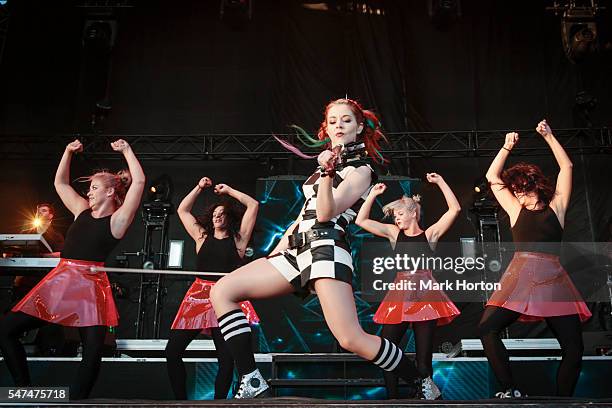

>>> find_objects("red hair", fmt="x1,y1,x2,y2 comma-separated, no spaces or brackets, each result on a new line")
317,98,387,163
501,162,555,206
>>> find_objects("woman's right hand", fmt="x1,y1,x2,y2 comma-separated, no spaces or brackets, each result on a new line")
504,132,519,150
369,183,387,197
66,139,83,154
317,149,338,171
198,177,212,190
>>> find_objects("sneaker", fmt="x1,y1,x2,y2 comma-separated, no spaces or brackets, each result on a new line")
415,376,442,400
495,388,523,398
234,369,270,399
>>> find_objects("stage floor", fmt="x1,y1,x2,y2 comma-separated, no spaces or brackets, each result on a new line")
2,396,612,408
1,355,611,404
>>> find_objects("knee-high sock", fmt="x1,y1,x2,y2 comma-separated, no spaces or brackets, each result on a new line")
217,309,256,376
372,337,419,382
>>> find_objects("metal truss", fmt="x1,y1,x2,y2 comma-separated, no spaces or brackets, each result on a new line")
1,127,610,161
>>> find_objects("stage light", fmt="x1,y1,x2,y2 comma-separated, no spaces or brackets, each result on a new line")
547,0,603,63
473,177,488,194
32,217,42,228
574,91,598,127
563,18,598,63
82,20,117,50
471,176,497,213
146,175,173,203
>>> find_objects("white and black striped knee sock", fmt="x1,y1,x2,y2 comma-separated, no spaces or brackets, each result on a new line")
217,309,256,375
372,338,419,380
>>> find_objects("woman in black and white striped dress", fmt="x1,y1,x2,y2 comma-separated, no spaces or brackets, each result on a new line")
209,98,440,400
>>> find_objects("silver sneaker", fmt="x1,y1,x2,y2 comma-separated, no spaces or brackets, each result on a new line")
234,369,269,399
495,388,523,398
416,376,442,400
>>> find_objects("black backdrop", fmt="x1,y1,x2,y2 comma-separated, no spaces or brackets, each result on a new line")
1,0,611,341
1,0,611,135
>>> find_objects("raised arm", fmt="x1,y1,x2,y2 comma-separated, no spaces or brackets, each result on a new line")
54,140,89,217
536,120,572,226
177,177,211,243
214,183,259,255
424,173,461,249
355,183,398,242
485,132,522,224
109,139,146,239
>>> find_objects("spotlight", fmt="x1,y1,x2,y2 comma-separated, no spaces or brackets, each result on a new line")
563,18,597,63
575,91,598,111
472,176,497,212
473,177,489,194
573,91,598,127
32,218,42,228
82,19,117,50
548,0,604,63
147,175,173,203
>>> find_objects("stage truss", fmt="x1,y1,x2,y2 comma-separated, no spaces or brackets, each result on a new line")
1,128,611,161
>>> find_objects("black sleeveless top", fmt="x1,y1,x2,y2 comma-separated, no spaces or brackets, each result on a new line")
61,209,120,262
196,235,243,281
395,230,434,257
511,206,563,255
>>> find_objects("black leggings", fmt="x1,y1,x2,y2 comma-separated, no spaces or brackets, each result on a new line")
478,306,583,396
380,320,437,399
165,327,234,400
0,311,107,399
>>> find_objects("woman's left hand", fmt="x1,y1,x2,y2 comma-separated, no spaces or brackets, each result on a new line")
536,119,552,138
111,139,131,153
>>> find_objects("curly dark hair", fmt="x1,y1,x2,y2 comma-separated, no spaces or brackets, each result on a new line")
501,162,555,206
195,197,243,240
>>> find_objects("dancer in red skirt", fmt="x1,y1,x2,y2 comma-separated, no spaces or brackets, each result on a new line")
480,120,591,398
356,173,461,399
0,139,145,399
165,177,259,399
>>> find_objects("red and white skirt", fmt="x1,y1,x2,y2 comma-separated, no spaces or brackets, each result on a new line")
12,258,119,327
373,270,460,326
487,252,592,322
171,278,259,335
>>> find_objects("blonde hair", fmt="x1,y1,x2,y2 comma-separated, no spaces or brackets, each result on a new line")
382,194,421,219
78,169,132,207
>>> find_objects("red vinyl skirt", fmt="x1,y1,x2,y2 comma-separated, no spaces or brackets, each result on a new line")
487,252,592,322
12,258,118,327
373,270,460,326
171,278,259,335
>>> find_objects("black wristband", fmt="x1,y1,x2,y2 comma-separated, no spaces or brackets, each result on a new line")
502,146,511,152
318,166,335,178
